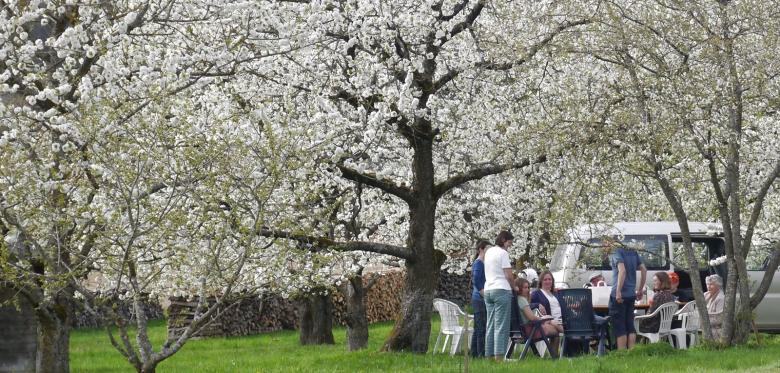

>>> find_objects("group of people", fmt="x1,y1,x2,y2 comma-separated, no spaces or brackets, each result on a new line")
469,232,727,360
470,231,564,360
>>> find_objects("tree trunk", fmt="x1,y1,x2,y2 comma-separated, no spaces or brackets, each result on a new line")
140,363,158,373
36,303,70,373
298,291,335,345
732,253,753,344
382,133,443,353
344,276,369,351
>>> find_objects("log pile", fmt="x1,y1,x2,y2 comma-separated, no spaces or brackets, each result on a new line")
165,268,470,339
331,270,404,325
166,294,298,340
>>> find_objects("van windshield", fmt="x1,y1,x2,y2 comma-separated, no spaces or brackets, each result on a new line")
581,235,669,270
550,244,568,272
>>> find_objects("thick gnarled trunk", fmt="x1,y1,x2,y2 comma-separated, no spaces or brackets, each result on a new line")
382,134,443,353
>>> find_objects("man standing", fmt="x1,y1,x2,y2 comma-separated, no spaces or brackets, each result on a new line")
607,238,647,350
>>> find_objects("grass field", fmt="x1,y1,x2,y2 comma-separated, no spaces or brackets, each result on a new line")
71,318,780,372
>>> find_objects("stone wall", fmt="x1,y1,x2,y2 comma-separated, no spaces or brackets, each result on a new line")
435,270,471,309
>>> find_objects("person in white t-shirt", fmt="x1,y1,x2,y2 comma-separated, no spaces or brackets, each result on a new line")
483,230,518,360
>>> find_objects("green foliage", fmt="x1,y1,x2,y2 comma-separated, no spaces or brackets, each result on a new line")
70,318,780,373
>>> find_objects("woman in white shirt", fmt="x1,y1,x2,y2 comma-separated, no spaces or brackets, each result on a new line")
483,231,518,361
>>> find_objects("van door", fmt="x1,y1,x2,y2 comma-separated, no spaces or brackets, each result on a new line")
670,236,726,294
747,246,780,331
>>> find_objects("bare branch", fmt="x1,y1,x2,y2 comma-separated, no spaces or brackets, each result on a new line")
743,159,780,249
750,242,780,308
337,164,413,204
257,229,413,260
433,154,547,199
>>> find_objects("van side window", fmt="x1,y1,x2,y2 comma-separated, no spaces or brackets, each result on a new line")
583,235,669,271
671,242,711,270
581,240,610,270
622,235,669,270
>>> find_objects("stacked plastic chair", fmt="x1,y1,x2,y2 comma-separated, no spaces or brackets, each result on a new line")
432,298,472,355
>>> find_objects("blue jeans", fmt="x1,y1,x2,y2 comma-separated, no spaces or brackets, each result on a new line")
470,298,487,357
484,289,512,358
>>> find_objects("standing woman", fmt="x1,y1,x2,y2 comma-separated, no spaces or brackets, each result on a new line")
470,239,491,358
484,231,517,361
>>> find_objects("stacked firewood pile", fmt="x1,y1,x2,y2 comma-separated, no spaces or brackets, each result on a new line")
166,293,298,340
166,269,470,339
331,270,404,325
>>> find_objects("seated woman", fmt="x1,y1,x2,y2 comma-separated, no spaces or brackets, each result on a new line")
515,277,562,357
704,274,725,338
531,270,562,323
638,272,676,333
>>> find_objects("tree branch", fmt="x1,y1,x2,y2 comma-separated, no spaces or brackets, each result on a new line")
337,164,413,203
432,18,590,93
433,154,547,199
750,242,780,309
478,19,591,72
257,229,413,260
743,159,780,250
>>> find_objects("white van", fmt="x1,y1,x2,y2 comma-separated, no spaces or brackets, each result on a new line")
548,221,780,331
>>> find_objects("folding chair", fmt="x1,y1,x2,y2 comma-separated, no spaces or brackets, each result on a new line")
505,295,557,360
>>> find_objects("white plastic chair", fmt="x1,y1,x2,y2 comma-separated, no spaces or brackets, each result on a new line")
634,302,677,345
670,302,699,349
432,298,472,355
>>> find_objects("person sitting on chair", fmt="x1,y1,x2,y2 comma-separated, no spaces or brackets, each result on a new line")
515,277,561,357
531,270,563,323
584,273,606,288
638,272,676,333
704,274,725,338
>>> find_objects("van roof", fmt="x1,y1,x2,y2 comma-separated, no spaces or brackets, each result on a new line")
567,221,720,240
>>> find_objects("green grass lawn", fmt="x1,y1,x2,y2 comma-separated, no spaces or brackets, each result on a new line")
71,318,780,373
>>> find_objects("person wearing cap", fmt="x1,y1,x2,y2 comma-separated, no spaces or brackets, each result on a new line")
584,273,606,288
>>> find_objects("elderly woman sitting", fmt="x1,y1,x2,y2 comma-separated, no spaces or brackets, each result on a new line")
705,274,725,338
